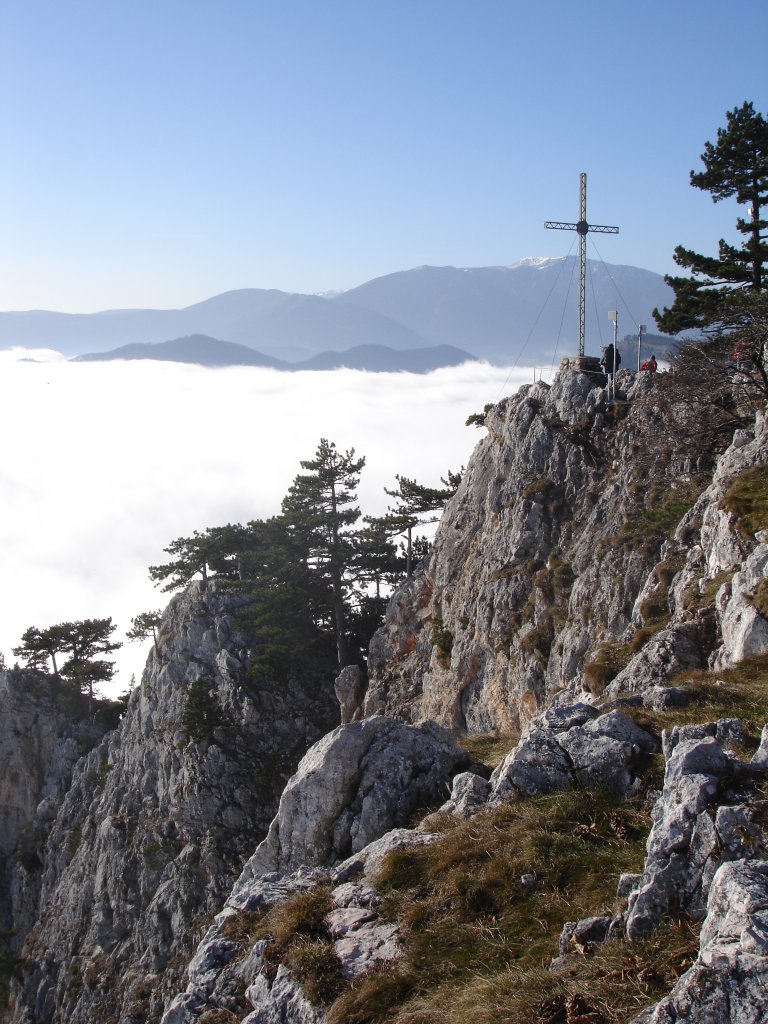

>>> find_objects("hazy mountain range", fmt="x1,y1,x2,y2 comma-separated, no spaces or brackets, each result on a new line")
74,336,477,373
1,258,676,369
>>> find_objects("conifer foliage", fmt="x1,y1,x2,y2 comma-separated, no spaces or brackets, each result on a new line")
377,468,462,576
655,101,768,334
181,676,223,742
12,618,122,715
281,439,365,669
146,440,450,681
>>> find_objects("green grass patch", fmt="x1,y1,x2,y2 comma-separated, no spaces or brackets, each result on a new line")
720,464,768,538
326,788,652,1024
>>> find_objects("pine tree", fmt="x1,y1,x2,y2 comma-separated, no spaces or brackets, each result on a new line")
379,469,462,576
13,618,121,717
13,624,69,675
181,676,222,742
148,524,253,592
240,516,336,677
655,101,768,334
127,610,162,645
281,439,365,669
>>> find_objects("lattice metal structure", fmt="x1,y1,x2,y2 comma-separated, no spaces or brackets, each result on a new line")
545,173,619,356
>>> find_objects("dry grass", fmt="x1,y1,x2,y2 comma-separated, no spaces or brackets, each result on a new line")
720,464,768,538
220,660,768,1022
326,788,660,1024
583,642,635,695
620,652,768,754
221,884,333,950
459,732,520,770
220,884,344,1004
377,915,700,1024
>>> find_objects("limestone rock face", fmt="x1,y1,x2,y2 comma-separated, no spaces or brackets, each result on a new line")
159,717,465,1024
625,727,766,942
8,366,768,1024
490,707,658,804
365,372,768,732
233,716,468,892
0,671,108,953
334,664,366,724
629,862,768,1024
9,580,339,1024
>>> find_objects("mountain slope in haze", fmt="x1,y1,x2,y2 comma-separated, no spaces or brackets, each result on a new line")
293,342,477,372
74,335,479,373
0,259,675,364
0,290,431,361
335,258,675,363
73,334,287,368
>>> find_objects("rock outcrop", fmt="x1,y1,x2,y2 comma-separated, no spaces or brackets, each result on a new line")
159,716,466,1023
489,707,658,803
8,581,338,1024
365,371,768,733
0,672,109,956
630,860,768,1023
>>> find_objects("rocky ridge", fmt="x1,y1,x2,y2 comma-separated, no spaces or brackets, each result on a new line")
365,368,768,730
5,366,768,1023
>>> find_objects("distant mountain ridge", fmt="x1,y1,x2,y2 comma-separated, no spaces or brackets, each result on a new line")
0,259,676,365
74,335,478,373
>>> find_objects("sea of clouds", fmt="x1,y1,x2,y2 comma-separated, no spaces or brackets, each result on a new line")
0,349,550,694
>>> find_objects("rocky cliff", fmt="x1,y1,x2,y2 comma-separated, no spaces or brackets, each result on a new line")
5,366,768,1024
365,367,767,732
4,581,338,1024
0,674,109,964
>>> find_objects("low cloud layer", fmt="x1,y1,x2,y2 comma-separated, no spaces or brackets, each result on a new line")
0,352,546,692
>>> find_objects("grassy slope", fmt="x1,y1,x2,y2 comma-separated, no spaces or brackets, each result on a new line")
276,655,765,1024
218,466,768,1023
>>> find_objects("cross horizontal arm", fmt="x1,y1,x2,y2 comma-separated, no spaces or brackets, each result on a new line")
544,221,619,234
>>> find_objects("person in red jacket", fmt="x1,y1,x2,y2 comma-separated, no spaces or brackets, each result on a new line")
640,354,658,372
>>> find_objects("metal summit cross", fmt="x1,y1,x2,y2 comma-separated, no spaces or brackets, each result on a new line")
545,172,619,356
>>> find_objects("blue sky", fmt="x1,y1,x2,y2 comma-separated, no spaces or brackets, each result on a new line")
0,0,765,312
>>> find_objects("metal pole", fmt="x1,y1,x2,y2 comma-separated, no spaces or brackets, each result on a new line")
544,175,618,361
578,173,587,357
637,324,646,372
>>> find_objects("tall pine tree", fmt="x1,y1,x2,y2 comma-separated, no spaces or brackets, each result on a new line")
655,101,768,334
281,439,365,669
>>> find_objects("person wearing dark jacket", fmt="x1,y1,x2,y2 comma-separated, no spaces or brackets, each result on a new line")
601,343,621,376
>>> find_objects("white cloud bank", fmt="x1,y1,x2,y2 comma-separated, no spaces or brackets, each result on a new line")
0,352,549,693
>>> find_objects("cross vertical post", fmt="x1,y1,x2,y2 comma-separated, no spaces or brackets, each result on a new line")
545,173,619,356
